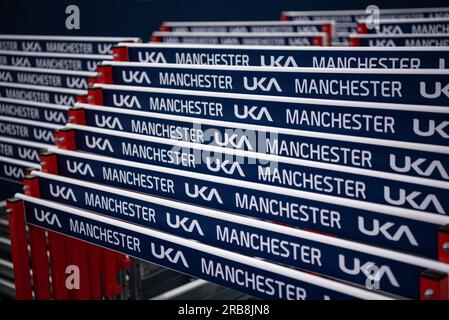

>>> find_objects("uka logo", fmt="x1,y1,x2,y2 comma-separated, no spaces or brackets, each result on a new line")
94,115,124,130
358,217,418,246
414,119,449,138
66,77,87,89
49,184,78,202
420,82,449,99
33,128,54,142
66,160,95,177
11,57,31,67
54,95,75,105
84,136,114,152
3,165,23,179
34,208,62,228
243,77,282,92
97,44,113,55
166,213,204,236
206,157,245,177
384,186,445,214
44,110,66,123
122,71,151,84
86,61,100,71
0,71,13,82
21,42,42,52
150,243,189,268
185,183,223,204
339,255,400,288
138,52,167,63
112,94,142,109
260,55,298,68
390,154,449,180
234,105,273,122
213,132,253,150
18,147,39,162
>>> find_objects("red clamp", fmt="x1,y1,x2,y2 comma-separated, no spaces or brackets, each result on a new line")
40,151,58,174
151,35,161,43
96,65,113,84
68,108,86,125
420,270,448,300
356,22,368,34
321,23,333,44
313,36,324,46
280,14,290,21
76,95,88,104
55,128,77,151
160,23,171,32
438,225,449,263
117,254,133,270
87,87,104,106
112,46,129,61
348,37,360,46
23,174,40,197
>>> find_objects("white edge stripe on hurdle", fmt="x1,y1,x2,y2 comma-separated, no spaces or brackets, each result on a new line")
0,81,86,95
162,20,336,27
92,83,449,114
102,60,449,75
117,42,449,52
0,65,97,77
0,115,63,129
66,123,449,189
0,136,51,149
0,156,40,168
76,103,449,154
0,35,141,42
281,7,449,16
349,33,449,39
152,31,328,37
0,97,69,110
0,50,112,60
14,192,394,300
354,16,449,24
46,146,448,221
30,170,449,274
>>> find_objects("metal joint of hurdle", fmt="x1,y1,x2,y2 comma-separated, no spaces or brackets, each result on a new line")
61,101,449,300
54,124,132,299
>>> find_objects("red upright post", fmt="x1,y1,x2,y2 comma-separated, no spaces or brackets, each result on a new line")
6,198,33,299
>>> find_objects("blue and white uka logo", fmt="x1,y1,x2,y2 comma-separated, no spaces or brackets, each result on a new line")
34,208,62,228
358,217,418,246
414,119,449,139
420,81,449,99
94,115,124,130
0,71,13,82
18,147,39,162
166,212,204,236
260,55,299,68
122,70,151,84
206,157,245,177
390,154,449,180
185,183,223,204
11,57,31,67
150,243,189,268
33,128,54,142
84,136,114,152
97,44,113,55
44,110,66,123
384,186,445,214
137,52,167,63
55,95,75,105
243,77,282,92
21,41,42,52
3,165,23,179
49,184,78,202
112,94,142,109
66,77,87,89
66,160,95,177
234,105,273,122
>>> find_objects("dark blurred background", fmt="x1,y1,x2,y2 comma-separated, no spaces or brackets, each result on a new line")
1,0,449,40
